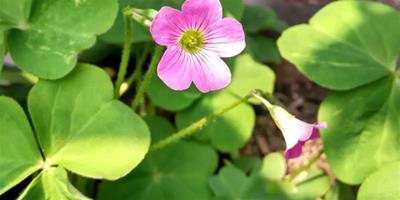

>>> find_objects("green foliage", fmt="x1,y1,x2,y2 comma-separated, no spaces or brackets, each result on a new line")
210,153,331,200
0,0,118,79
319,77,400,184
358,162,400,200
220,0,244,19
0,0,32,27
147,76,202,111
226,54,275,103
209,165,270,200
278,1,400,90
325,182,355,200
278,0,400,187
98,116,218,200
246,35,281,64
0,64,151,198
18,167,89,200
0,97,42,194
242,5,287,33
176,92,255,152
0,31,5,70
29,64,151,180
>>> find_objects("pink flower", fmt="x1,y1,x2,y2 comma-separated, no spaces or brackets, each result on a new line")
253,94,327,159
270,106,327,159
150,0,245,93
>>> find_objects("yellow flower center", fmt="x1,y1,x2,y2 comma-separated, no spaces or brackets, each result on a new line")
179,30,204,54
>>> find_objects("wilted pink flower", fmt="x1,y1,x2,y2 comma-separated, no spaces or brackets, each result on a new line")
254,94,327,159
150,0,245,93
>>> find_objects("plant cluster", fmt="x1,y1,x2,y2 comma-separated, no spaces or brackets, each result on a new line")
0,0,399,199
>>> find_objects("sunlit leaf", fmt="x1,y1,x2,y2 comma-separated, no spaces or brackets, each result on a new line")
3,0,118,79
0,97,42,195
28,64,151,180
99,116,218,200
176,92,255,152
18,167,90,200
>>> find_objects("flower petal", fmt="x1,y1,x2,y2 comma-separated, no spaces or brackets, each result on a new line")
181,0,222,30
309,128,320,140
284,141,304,159
192,51,231,93
150,7,185,46
157,46,193,90
204,18,246,57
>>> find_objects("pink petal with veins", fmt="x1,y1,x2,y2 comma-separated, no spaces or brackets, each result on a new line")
150,7,185,46
204,18,246,57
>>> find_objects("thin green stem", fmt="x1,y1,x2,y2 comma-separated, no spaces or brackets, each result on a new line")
127,43,152,86
114,12,133,98
287,150,324,182
150,94,253,152
131,46,164,111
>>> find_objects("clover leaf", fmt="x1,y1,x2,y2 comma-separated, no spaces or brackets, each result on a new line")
319,77,400,184
0,64,151,198
0,0,118,79
98,116,218,200
176,92,255,153
146,76,202,112
278,1,400,185
18,167,90,200
278,1,400,90
210,153,331,200
226,54,275,104
0,97,43,194
210,153,290,200
357,162,400,200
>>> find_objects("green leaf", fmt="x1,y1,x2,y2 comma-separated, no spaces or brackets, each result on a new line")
259,153,286,180
6,0,118,79
147,75,202,111
0,0,32,27
18,167,89,200
358,162,400,200
28,64,151,180
242,5,287,33
130,8,158,27
176,92,255,152
226,54,275,104
220,0,244,19
319,77,400,184
0,97,43,195
0,31,5,70
233,156,262,174
246,35,281,64
143,115,176,143
209,165,270,200
210,159,290,200
278,1,400,90
325,182,355,200
100,12,151,44
289,169,331,200
98,141,218,200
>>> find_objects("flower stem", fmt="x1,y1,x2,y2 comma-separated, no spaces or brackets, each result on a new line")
114,12,133,98
150,94,253,152
127,43,152,86
131,46,164,111
287,150,324,182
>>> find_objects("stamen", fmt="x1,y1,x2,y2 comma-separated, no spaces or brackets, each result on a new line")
179,30,204,54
